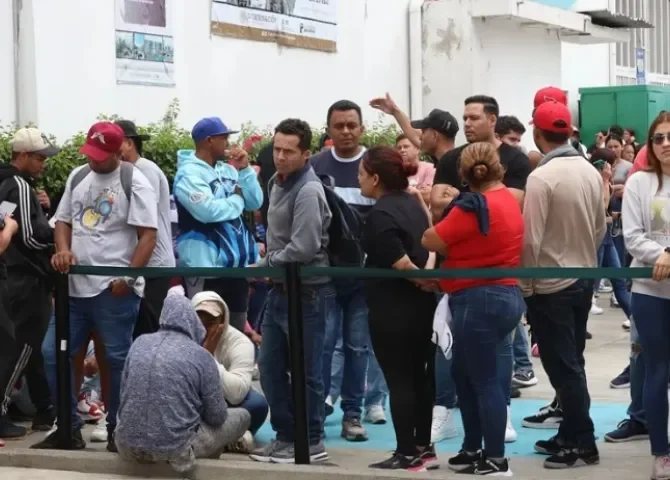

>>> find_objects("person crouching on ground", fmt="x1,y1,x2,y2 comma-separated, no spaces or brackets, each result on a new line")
191,291,269,453
115,293,250,476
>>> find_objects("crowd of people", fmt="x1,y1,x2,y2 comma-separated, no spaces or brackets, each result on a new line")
0,85,668,478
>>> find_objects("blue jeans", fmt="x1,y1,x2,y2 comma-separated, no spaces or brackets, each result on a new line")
42,289,140,432
513,322,533,375
229,389,269,435
322,281,369,420
595,238,632,318
450,285,525,458
627,314,645,426
631,293,670,456
258,283,334,444
435,349,457,408
499,332,514,407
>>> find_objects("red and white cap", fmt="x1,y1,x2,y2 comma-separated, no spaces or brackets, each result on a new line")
79,122,125,163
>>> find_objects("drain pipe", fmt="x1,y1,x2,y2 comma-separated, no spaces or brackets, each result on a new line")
12,0,22,124
408,0,423,119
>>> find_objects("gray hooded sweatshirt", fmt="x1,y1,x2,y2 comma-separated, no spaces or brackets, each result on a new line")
116,295,227,454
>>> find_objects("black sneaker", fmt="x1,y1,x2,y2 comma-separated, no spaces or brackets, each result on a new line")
610,366,631,389
32,407,56,432
0,416,27,439
369,452,426,472
585,331,593,340
107,432,118,453
448,450,481,472
457,456,512,476
31,428,86,450
522,398,562,429
534,434,565,455
7,404,32,423
604,419,648,443
543,446,599,469
512,371,538,388
419,444,440,470
510,386,521,399
325,402,334,417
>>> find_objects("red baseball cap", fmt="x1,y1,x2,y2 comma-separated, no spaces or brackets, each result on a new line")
79,122,125,162
532,101,573,134
533,87,568,109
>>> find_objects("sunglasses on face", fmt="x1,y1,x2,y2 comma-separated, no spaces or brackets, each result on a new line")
652,133,670,145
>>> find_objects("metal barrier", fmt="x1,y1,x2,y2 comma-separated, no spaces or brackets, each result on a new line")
52,265,653,462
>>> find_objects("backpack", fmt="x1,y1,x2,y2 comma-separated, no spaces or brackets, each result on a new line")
69,162,134,200
268,173,365,268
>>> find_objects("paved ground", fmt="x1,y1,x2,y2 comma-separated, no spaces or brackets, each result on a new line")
0,296,655,479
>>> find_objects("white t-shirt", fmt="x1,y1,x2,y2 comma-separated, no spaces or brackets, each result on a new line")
134,158,176,268
56,164,158,298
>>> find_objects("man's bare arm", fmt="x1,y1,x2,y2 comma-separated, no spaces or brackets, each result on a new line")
370,93,422,148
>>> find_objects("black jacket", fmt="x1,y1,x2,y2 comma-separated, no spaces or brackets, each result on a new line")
0,165,54,280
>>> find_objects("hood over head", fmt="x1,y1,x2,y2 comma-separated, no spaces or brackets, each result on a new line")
159,294,207,345
191,291,230,330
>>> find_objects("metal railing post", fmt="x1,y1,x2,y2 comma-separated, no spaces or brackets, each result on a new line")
285,262,310,464
54,273,73,448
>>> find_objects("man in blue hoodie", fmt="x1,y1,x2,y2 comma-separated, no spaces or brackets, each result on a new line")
115,293,250,475
173,117,264,332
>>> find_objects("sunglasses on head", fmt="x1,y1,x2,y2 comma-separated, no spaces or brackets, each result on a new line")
651,133,670,145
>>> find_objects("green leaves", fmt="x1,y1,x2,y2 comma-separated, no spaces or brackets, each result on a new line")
0,100,403,198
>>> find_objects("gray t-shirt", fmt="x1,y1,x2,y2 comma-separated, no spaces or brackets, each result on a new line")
134,158,175,268
612,160,633,185
56,164,158,298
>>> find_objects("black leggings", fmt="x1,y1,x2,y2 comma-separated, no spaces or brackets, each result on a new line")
368,301,435,456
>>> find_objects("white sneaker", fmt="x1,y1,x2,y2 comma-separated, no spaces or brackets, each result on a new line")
590,297,603,315
598,281,612,294
364,405,387,425
505,406,517,443
90,418,108,443
431,406,458,443
622,318,631,330
652,455,670,480
611,295,620,307
225,430,255,454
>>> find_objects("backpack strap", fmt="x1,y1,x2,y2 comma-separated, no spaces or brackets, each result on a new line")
68,162,133,201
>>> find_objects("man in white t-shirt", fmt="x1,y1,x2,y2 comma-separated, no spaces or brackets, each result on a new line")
33,122,158,452
116,120,175,335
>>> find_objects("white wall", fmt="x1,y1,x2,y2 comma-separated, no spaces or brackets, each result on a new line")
17,0,411,141
0,0,15,125
421,0,562,150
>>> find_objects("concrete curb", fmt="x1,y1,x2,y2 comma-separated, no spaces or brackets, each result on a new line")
0,448,427,480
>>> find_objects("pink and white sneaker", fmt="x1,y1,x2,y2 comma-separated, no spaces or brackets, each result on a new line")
77,393,104,422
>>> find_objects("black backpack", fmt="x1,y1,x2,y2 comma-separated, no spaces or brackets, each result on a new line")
268,173,364,268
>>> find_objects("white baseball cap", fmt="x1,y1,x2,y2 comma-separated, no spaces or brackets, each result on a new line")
10,128,60,157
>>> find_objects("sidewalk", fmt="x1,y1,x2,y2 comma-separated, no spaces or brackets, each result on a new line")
0,300,650,480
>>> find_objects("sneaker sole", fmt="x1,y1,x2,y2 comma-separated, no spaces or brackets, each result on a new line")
522,420,562,429
544,457,600,469
249,454,273,463
341,430,368,442
512,378,539,387
609,383,631,389
604,433,649,443
270,452,329,464
365,419,387,425
448,463,474,472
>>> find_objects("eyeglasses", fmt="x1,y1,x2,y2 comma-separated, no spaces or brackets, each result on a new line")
652,133,670,145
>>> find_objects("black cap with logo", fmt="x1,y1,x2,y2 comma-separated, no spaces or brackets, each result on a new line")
410,109,460,138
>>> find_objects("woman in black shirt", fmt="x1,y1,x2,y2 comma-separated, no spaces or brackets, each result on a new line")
359,146,438,471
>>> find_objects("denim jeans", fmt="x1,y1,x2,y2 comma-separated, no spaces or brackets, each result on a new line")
512,322,533,375
322,280,369,420
329,337,387,409
450,285,525,458
228,389,269,435
631,293,670,456
525,279,595,448
435,349,457,408
594,238,632,318
627,315,645,426
258,283,334,444
498,332,514,407
42,289,140,432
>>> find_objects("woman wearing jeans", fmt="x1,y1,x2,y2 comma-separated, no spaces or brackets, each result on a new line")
422,142,525,476
623,111,670,480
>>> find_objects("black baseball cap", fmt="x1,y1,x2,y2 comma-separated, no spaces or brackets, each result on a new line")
115,120,151,141
411,109,459,137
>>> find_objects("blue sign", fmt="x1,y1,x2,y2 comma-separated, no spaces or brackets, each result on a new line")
636,47,647,85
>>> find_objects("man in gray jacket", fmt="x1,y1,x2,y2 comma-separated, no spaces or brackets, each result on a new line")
249,118,334,464
115,293,250,475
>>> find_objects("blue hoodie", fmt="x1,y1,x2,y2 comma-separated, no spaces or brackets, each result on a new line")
115,295,227,454
173,150,263,268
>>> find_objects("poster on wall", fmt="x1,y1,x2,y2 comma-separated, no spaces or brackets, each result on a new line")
115,0,175,87
211,0,337,53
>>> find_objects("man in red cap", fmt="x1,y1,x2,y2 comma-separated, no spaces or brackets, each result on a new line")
520,101,606,469
33,122,158,452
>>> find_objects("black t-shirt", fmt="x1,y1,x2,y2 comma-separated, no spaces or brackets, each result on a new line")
361,192,435,307
434,142,531,192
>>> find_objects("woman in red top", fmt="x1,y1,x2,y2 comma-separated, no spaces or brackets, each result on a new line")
422,142,525,476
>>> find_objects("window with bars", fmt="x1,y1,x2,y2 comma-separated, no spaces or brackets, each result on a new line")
615,0,670,79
